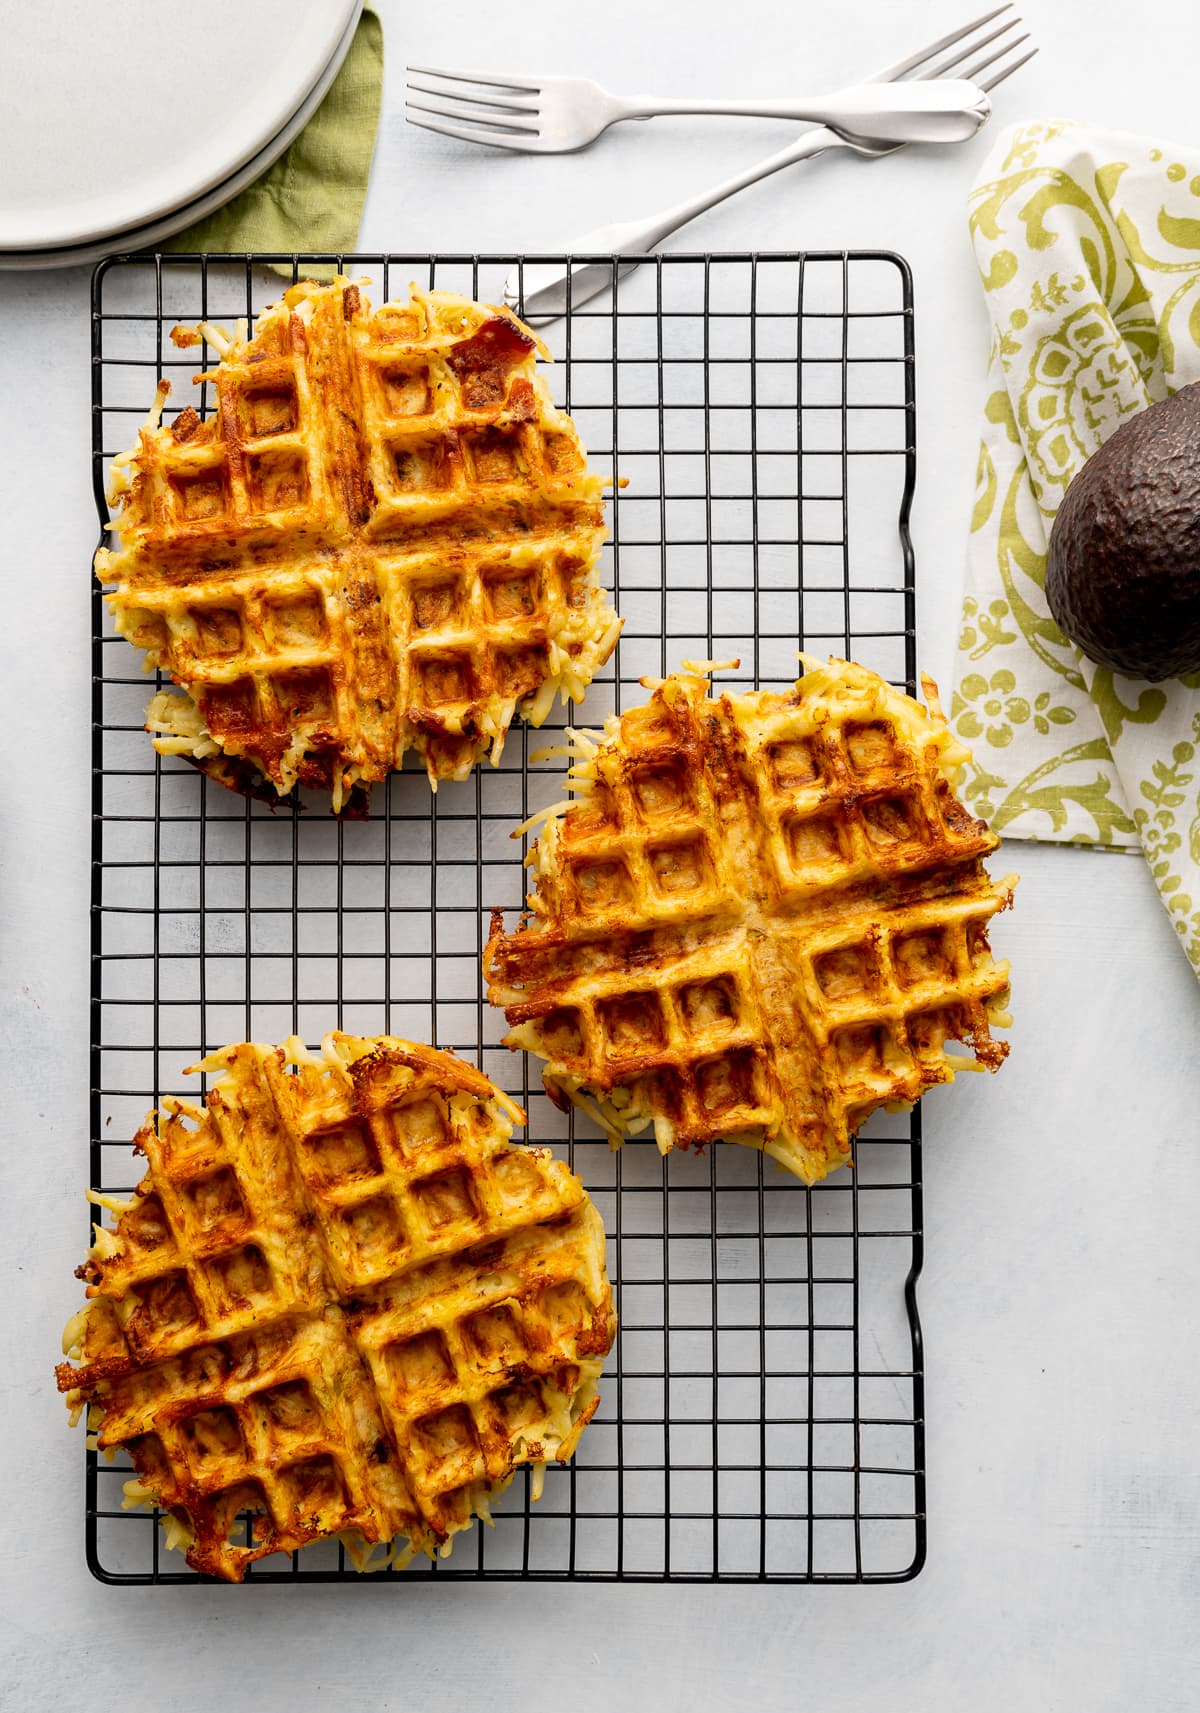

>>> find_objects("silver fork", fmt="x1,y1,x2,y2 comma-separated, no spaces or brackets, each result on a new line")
406,4,1024,153
407,71,993,154
502,8,1036,319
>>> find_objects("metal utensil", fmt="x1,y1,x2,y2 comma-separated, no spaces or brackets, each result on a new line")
406,69,992,154
502,7,1035,321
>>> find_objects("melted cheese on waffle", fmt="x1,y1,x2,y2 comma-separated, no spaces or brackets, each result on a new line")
486,657,1017,1183
97,281,621,810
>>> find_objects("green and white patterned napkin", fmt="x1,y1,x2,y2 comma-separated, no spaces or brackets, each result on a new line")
953,120,1200,976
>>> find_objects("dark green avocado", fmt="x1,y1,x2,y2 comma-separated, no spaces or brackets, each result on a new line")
1045,382,1200,680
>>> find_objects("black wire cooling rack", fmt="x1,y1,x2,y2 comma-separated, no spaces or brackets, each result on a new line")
87,250,923,1585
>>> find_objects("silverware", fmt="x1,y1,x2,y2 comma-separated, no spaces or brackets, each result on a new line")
405,67,993,155
500,6,1036,321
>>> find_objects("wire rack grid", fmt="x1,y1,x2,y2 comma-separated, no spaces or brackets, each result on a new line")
87,249,924,1585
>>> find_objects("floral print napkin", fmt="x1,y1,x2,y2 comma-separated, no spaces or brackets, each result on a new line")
953,120,1200,976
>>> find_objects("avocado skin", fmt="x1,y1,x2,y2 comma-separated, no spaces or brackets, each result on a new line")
1045,382,1200,681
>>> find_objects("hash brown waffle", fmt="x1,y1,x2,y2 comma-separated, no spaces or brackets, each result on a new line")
57,1034,615,1581
485,657,1017,1184
96,279,620,809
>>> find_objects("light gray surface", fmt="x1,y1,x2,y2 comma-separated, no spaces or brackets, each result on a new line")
2,2,1198,1707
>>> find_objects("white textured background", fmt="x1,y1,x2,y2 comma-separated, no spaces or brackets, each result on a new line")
2,2,1198,1708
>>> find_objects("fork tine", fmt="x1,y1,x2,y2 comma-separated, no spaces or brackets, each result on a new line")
405,62,540,96
961,31,1031,82
917,16,1023,80
405,95,540,132
870,3,1014,82
977,44,1039,92
405,76,539,115
404,110,532,151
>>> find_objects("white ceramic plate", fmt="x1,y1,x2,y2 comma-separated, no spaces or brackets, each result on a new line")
0,0,362,251
0,4,363,272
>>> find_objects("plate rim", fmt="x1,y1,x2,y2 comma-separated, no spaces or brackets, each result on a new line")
0,4,364,272
0,0,362,251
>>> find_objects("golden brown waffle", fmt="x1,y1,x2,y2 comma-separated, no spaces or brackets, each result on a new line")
56,1034,615,1581
96,279,620,810
485,657,1017,1184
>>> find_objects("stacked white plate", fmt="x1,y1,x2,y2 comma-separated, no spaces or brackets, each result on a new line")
0,0,363,270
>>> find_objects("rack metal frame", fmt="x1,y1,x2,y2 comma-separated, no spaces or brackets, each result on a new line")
87,250,924,1584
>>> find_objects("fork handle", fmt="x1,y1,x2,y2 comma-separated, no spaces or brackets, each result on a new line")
509,127,867,321
615,78,986,139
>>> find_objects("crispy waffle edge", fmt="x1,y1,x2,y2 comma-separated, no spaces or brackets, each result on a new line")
484,655,1018,1185
56,1032,616,1581
95,279,622,812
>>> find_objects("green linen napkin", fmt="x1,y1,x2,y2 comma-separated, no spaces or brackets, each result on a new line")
167,5,383,264
952,120,1200,977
